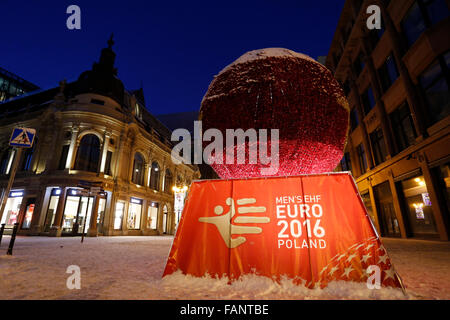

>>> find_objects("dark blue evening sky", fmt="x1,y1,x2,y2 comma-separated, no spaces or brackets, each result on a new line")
0,0,344,115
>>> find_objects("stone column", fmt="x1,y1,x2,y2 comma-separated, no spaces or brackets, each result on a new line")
87,196,100,237
29,187,46,235
99,132,111,173
159,163,167,192
49,187,67,237
65,126,79,169
387,172,408,238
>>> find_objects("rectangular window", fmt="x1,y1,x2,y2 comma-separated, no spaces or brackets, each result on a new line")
147,202,159,230
58,145,69,170
127,198,142,230
21,202,35,229
419,52,450,126
357,144,367,174
390,102,417,152
114,201,125,230
350,108,359,131
370,127,388,166
378,55,399,93
340,152,352,172
402,0,449,48
402,2,427,47
361,86,376,116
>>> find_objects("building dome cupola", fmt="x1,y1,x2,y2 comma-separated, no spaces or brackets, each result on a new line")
76,33,124,104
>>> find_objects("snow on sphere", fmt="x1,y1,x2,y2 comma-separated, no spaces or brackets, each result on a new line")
200,48,350,179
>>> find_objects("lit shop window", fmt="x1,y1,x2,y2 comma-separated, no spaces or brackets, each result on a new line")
162,205,168,233
147,202,159,230
44,188,61,232
62,191,93,233
97,198,106,227
114,201,125,230
0,190,24,227
21,203,35,229
400,175,438,237
127,198,142,230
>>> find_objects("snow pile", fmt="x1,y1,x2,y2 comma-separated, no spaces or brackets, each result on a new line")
0,236,449,300
160,271,408,300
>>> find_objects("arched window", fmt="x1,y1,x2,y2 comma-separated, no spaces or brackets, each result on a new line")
164,169,173,193
74,134,100,172
131,153,145,185
149,162,160,190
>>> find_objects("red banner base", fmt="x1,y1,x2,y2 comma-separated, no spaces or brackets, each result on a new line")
163,173,404,290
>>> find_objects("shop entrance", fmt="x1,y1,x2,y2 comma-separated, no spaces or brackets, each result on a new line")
373,182,401,238
43,188,106,235
62,193,94,234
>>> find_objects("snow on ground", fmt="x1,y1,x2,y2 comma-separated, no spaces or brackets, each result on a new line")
0,236,449,300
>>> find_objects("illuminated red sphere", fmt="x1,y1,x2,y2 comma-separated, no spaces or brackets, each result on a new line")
199,48,349,179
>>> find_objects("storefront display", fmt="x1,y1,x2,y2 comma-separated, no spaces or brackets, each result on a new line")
61,189,93,234
114,201,125,230
44,188,61,232
173,187,187,228
21,203,35,229
97,198,106,230
400,175,438,237
162,205,168,233
127,198,142,230
0,190,24,228
147,202,159,230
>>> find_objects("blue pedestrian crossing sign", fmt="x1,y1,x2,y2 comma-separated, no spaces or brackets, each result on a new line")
9,127,36,148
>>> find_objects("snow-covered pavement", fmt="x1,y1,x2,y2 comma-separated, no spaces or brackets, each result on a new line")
0,236,448,300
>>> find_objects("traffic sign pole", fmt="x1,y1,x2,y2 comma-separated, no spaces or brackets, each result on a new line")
0,148,23,224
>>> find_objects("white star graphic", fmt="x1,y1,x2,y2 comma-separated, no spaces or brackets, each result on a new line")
343,266,354,278
346,253,357,263
384,268,396,281
378,246,386,253
365,243,375,251
362,253,371,263
337,254,346,261
329,266,339,277
378,254,389,264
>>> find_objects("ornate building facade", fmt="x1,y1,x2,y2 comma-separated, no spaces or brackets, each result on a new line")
0,37,199,237
328,0,449,240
